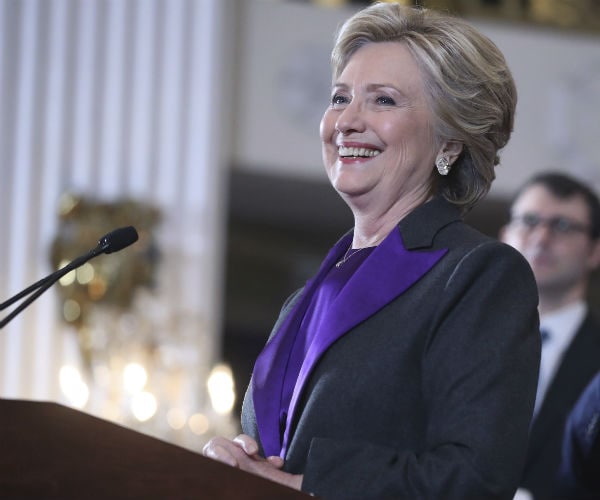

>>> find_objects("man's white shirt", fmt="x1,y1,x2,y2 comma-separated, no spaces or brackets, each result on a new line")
534,300,587,416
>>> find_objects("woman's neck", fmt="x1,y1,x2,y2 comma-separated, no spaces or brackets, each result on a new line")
349,191,432,248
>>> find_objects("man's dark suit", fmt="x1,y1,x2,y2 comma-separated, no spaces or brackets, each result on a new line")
242,198,541,500
559,369,600,499
520,313,600,500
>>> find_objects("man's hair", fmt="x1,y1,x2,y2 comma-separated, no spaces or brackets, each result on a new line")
513,172,600,240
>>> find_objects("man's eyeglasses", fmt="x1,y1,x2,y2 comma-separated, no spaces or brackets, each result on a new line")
509,213,591,236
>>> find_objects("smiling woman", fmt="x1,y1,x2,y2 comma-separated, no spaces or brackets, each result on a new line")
204,3,540,499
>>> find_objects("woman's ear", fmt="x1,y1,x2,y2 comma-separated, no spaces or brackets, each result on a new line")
437,140,463,166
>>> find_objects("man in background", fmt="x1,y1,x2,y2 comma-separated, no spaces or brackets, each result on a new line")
500,171,600,500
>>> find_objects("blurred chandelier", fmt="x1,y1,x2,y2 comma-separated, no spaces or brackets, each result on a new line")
50,193,238,449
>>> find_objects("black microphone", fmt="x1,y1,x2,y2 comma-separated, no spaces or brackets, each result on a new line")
0,226,139,329
97,226,139,254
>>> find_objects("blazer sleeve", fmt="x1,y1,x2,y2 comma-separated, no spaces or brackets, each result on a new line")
301,241,541,500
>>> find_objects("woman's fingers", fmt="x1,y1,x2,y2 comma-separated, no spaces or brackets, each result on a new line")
232,434,259,456
266,455,285,468
202,434,264,468
202,436,245,467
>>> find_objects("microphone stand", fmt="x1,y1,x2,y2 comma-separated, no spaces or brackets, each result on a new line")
0,226,137,330
0,247,105,330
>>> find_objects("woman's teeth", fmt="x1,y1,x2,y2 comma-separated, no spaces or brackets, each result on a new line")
338,146,380,158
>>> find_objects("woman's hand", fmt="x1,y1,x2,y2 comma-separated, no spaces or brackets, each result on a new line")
202,434,303,491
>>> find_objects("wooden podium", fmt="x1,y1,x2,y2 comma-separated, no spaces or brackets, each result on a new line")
0,399,314,499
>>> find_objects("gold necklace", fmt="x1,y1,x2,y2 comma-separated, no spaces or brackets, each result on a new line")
335,246,368,268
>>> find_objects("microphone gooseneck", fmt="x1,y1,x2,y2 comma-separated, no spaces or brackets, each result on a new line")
1,226,139,329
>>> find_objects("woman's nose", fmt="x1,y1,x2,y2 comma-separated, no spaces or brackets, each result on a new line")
335,101,365,135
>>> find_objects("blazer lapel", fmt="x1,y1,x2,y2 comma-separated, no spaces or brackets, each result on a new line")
252,233,352,457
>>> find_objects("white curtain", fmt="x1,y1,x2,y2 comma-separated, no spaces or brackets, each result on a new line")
0,0,232,443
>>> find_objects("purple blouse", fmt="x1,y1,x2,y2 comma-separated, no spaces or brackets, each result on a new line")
277,248,374,456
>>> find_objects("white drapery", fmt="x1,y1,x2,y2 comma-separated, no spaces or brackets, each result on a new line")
0,0,232,441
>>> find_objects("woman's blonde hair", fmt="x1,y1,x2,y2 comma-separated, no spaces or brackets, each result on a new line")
332,2,517,211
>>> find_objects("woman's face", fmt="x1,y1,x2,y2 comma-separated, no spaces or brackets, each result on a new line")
320,42,439,210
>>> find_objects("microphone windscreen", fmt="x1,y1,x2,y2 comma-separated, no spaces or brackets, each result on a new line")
99,226,139,254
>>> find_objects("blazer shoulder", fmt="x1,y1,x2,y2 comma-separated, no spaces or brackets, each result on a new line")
438,221,536,273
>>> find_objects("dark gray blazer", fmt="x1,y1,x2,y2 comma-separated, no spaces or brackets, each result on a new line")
520,312,600,500
242,197,541,500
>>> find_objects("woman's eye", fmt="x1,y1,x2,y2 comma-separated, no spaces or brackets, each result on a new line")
376,95,396,105
331,93,349,106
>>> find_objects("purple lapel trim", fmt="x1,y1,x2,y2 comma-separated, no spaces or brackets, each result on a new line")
279,228,447,456
252,233,353,457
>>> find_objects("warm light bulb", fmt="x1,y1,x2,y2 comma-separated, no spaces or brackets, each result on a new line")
62,299,81,322
131,391,157,422
76,263,95,284
188,413,210,435
123,362,147,393
167,408,187,430
58,259,76,286
59,365,89,408
207,363,236,415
